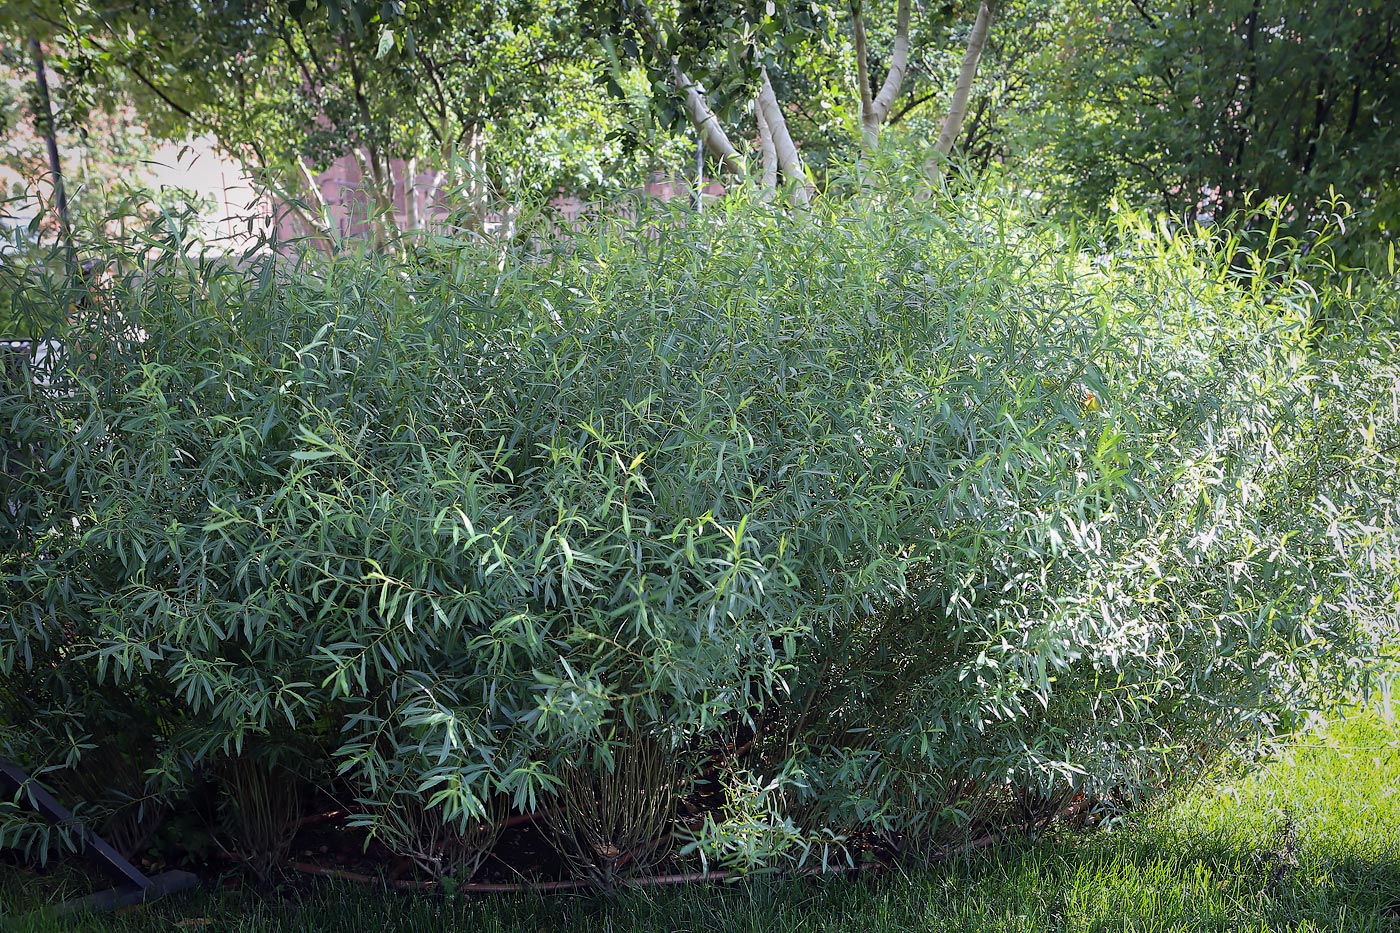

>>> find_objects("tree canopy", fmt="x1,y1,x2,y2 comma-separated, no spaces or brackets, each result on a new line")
1,0,1396,253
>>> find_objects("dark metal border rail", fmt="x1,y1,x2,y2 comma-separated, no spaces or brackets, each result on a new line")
1,759,198,913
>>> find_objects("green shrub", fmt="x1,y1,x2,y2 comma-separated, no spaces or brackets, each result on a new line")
1,182,1396,877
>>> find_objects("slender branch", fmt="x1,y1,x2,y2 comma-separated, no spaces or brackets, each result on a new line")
276,19,320,95
416,48,453,128
889,90,940,125
289,860,874,893
1300,72,1332,177
123,62,202,125
1127,0,1160,28
409,97,445,146
294,18,334,85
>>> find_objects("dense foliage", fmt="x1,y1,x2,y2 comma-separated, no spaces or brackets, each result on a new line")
2,182,1398,882
5,0,1397,263
1004,0,1400,258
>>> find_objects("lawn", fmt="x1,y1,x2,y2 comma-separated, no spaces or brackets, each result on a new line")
4,702,1397,933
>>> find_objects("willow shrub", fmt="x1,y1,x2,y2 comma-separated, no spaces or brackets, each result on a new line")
1,183,1396,877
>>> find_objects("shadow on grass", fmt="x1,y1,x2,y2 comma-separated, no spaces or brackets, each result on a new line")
5,831,1397,933
5,709,1398,932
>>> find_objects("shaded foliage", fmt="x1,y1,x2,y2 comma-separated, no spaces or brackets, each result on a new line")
1007,0,1400,258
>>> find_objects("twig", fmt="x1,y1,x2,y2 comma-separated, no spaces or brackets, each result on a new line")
294,809,346,829
932,834,998,860
290,861,740,892
495,808,554,832
291,862,435,890
289,860,882,894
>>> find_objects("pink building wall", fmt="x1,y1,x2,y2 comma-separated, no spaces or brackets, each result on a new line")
273,153,725,243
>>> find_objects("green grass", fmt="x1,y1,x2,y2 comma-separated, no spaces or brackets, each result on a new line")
4,707,1398,932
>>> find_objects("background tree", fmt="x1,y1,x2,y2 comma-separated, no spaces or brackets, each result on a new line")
1012,0,1400,250
603,0,839,199
6,0,693,243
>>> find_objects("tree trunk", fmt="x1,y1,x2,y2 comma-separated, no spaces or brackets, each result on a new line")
351,146,399,247
676,65,748,176
633,0,747,176
757,68,812,204
755,96,778,198
853,0,876,149
28,38,70,240
350,147,380,243
928,0,995,174
422,167,445,230
294,157,335,241
405,155,421,232
264,159,336,251
853,0,912,151
460,125,490,233
345,42,398,248
373,149,399,243
282,200,332,247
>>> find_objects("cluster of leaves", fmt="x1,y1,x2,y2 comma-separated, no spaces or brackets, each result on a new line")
1,175,1397,878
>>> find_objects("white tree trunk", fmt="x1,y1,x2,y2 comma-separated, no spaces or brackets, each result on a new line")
424,167,446,229
253,160,330,250
453,126,492,233
757,68,812,204
854,0,912,151
352,146,398,247
405,155,421,232
295,157,331,228
755,96,779,198
854,1,876,149
278,196,330,248
634,0,747,176
675,65,748,176
929,0,995,173
291,157,335,246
